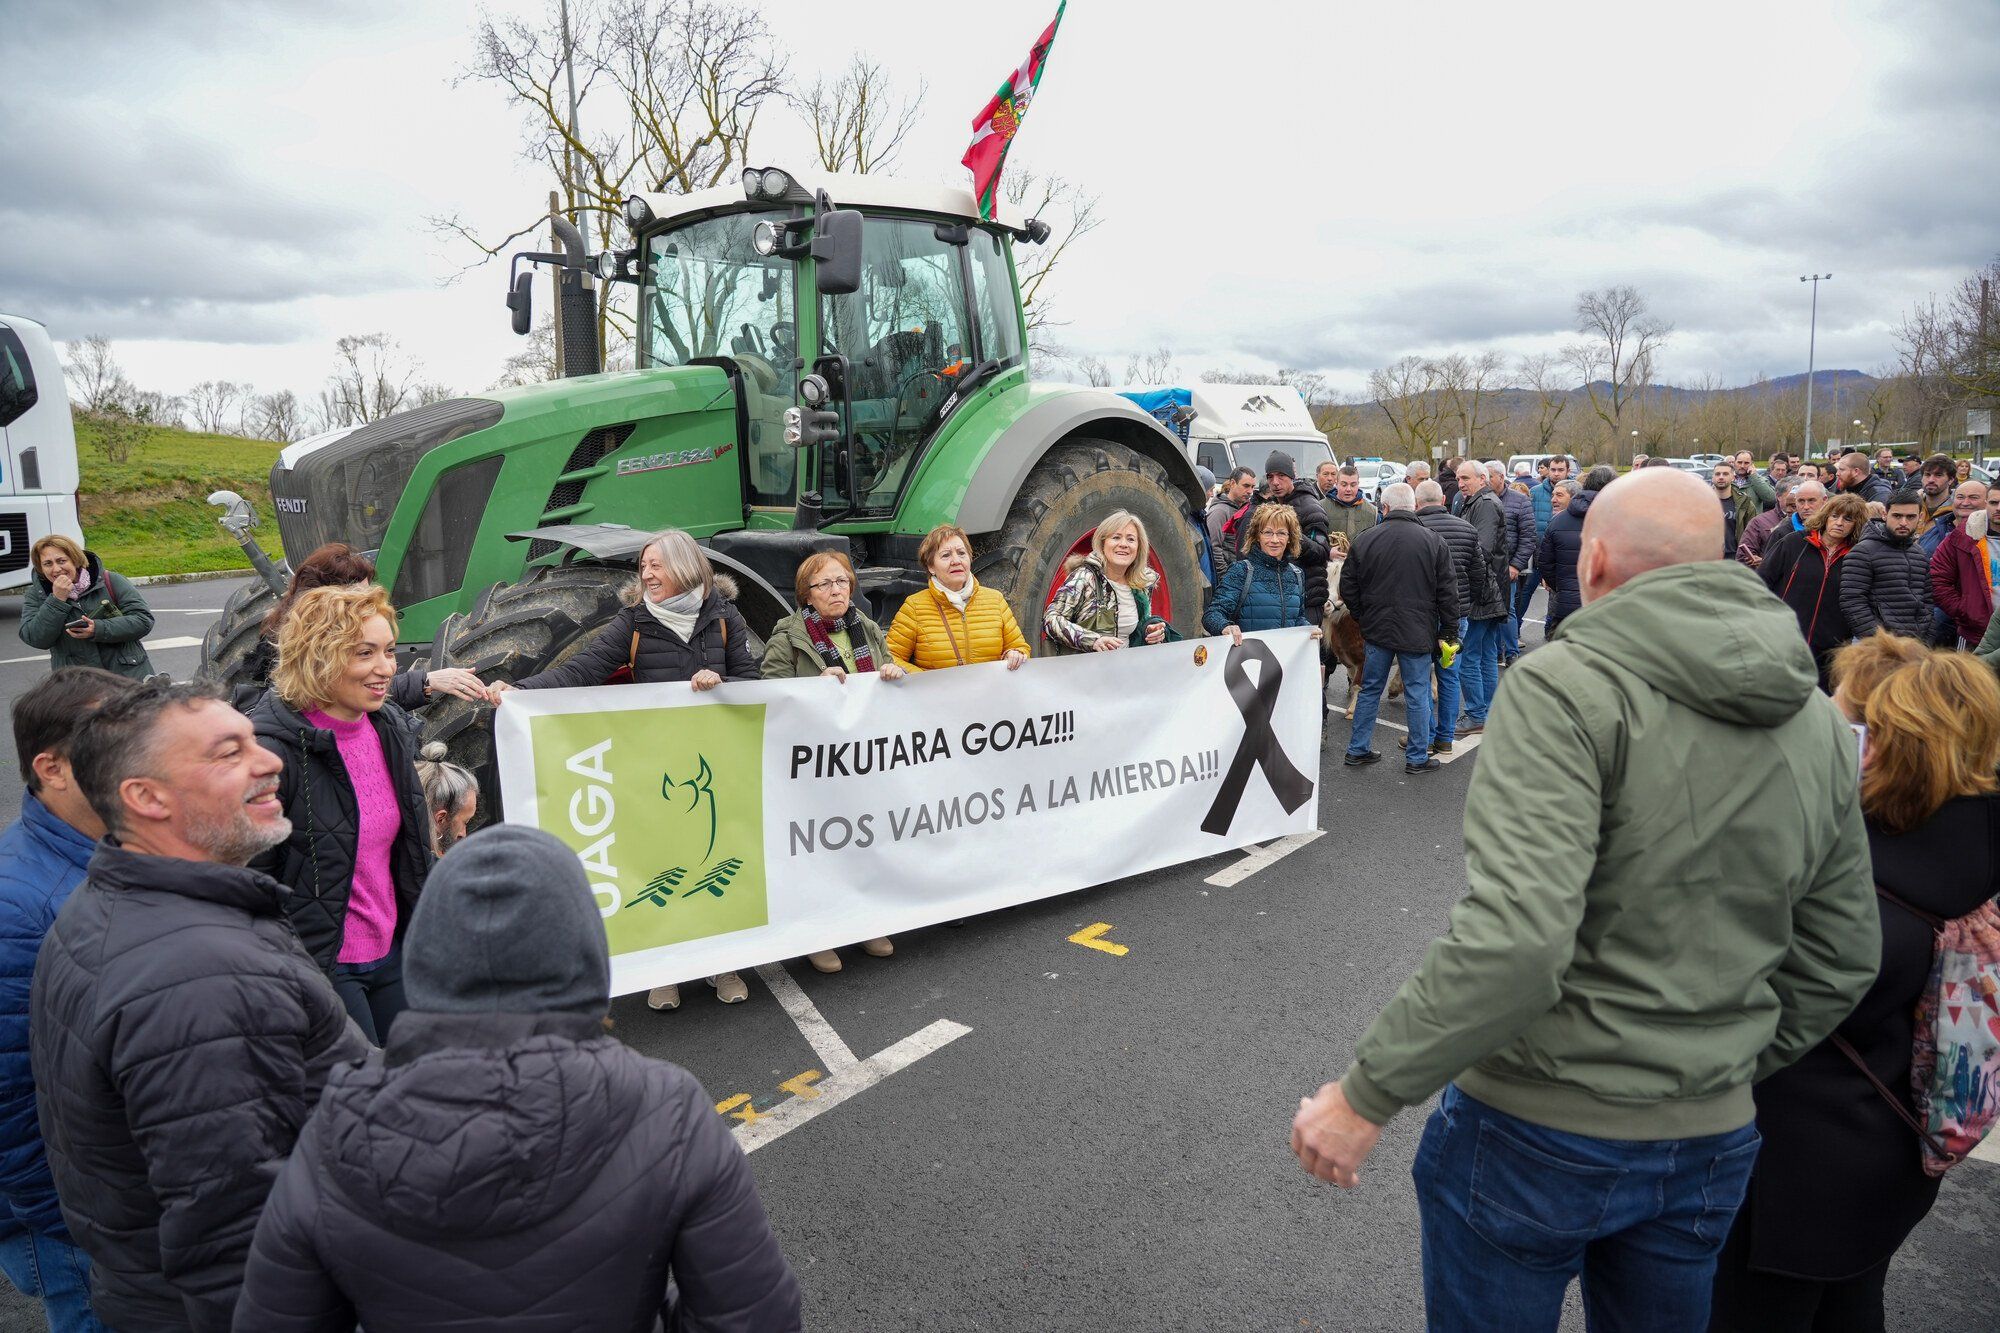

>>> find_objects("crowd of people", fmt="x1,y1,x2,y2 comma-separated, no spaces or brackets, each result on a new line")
4,438,1997,1330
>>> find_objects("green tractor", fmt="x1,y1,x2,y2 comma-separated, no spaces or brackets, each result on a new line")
199,167,1207,782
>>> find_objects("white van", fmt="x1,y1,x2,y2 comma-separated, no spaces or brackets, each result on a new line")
1120,384,1335,483
0,315,83,593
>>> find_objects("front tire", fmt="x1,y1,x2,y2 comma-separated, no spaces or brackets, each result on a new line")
976,439,1204,648
195,580,279,702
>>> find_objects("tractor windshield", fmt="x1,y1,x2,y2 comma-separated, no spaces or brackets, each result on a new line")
641,209,797,505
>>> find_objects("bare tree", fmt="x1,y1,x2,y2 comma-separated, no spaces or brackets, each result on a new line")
61,335,131,413
1075,354,1113,387
124,389,184,430
1858,372,1897,448
1437,351,1507,457
1515,353,1571,451
493,314,561,388
1004,167,1103,354
1942,259,2000,405
1565,286,1671,458
320,334,425,428
797,54,924,174
246,389,306,443
185,380,249,435
1368,356,1448,456
1896,298,1959,449
1122,346,1178,386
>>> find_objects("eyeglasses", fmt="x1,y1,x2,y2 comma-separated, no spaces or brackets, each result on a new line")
807,578,851,593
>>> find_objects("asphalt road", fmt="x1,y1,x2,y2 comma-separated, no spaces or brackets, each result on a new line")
0,580,1993,1330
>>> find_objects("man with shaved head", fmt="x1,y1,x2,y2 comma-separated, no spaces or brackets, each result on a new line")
1293,467,1876,1331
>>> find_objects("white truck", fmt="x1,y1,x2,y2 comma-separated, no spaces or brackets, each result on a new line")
0,315,83,593
1118,383,1335,484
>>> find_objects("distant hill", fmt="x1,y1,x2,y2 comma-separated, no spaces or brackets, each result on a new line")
1575,370,1875,402
73,418,280,577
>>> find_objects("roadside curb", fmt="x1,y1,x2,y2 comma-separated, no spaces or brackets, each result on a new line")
128,569,253,588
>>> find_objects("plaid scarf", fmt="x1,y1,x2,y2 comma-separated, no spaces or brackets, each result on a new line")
802,607,875,673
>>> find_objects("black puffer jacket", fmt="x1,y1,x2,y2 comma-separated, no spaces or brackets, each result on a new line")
514,579,757,689
247,695,435,975
1839,519,1934,639
1455,490,1510,619
234,1010,803,1333
30,844,366,1333
1336,510,1458,655
1414,504,1489,624
1534,490,1595,628
1235,488,1332,621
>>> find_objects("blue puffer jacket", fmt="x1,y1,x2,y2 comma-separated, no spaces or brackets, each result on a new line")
1530,480,1558,539
0,796,95,1237
1534,490,1597,628
1204,549,1308,634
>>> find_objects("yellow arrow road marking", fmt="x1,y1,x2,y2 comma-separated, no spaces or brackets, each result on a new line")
715,1093,766,1123
779,1070,825,1100
1068,922,1128,956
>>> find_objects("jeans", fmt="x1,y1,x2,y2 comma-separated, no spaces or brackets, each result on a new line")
332,941,407,1046
1412,1085,1760,1333
1432,618,1468,744
1460,617,1504,721
1512,566,1542,632
1348,643,1434,764
0,1224,108,1333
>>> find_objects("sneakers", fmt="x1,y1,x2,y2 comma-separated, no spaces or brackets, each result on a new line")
806,950,843,974
860,936,894,958
1405,758,1444,774
1343,750,1383,767
709,972,749,1004
1429,738,1454,756
646,984,681,1011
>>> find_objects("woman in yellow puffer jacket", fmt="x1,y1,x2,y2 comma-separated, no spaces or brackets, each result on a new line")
887,525,1031,672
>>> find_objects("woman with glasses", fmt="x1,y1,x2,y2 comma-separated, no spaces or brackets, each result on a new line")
761,551,905,973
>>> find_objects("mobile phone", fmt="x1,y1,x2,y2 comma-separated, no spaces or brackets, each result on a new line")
65,618,90,631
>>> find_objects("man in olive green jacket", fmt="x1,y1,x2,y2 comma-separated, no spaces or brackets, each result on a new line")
1292,468,1877,1332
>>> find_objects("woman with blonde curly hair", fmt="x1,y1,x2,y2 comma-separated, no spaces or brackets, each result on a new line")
1713,638,2000,1328
248,584,436,1043
1203,503,1315,645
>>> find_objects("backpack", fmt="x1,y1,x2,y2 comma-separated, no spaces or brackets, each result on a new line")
1835,886,2000,1177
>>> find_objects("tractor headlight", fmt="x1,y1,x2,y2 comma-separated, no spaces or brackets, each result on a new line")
623,195,653,232
783,406,804,447
741,168,765,199
752,220,782,256
590,250,620,280
758,167,794,200
798,373,829,407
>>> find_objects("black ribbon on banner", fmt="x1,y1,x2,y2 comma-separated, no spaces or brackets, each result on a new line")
1201,639,1316,836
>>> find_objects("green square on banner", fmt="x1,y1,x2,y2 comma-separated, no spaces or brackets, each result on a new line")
529,702,768,952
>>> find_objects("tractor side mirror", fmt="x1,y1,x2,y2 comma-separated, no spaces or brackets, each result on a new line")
507,272,534,335
812,209,863,296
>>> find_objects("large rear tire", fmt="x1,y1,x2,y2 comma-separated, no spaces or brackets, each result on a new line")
195,580,278,700
976,439,1204,648
421,561,776,824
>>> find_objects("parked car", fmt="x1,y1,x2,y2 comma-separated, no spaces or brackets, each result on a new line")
1504,453,1583,478
1689,452,1727,468
1350,458,1405,502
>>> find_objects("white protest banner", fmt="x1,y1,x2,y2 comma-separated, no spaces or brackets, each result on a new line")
493,628,1321,995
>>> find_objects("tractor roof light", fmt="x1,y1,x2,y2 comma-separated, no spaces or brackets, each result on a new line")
742,166,797,202
591,250,620,280
782,406,804,447
623,195,653,232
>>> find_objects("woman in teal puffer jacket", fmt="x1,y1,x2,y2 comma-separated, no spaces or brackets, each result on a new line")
1204,504,1315,641
18,535,155,680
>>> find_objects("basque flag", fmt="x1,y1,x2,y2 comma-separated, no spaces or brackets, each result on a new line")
961,0,1066,220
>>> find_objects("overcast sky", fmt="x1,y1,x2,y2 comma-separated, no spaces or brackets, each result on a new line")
3,0,1994,407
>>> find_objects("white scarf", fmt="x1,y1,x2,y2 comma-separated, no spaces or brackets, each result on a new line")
932,575,975,613
642,587,702,640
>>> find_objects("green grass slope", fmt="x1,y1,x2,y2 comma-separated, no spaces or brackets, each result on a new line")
74,418,281,577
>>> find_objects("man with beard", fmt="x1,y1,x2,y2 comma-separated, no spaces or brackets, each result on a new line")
31,683,366,1332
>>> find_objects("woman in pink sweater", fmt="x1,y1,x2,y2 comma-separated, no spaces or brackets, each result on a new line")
248,585,443,1043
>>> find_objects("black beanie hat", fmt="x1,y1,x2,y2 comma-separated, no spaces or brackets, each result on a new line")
403,824,611,1016
1264,451,1297,480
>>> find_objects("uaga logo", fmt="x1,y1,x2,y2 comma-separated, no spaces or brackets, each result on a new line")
532,702,767,953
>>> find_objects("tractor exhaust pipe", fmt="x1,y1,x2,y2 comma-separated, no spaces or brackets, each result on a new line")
551,216,601,379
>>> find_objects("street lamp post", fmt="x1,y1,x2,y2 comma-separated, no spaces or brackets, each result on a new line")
1800,273,1832,456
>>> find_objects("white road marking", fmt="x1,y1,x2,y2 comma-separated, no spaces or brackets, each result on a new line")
0,634,204,666
1205,829,1326,887
755,962,859,1072
733,1018,972,1154
162,608,223,615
